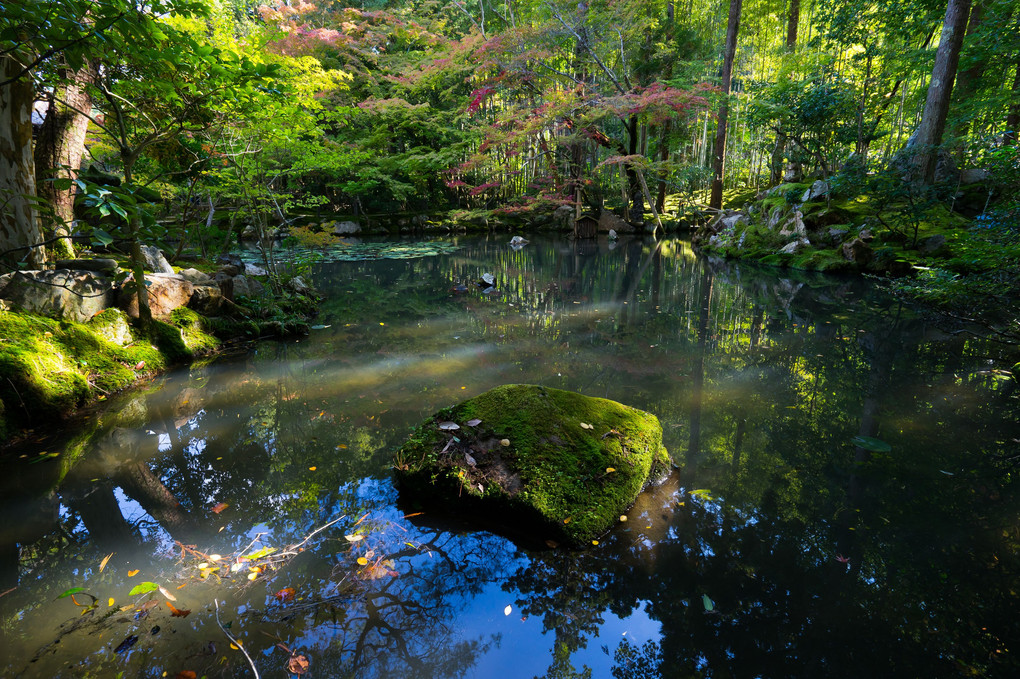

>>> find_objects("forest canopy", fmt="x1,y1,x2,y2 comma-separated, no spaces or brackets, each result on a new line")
1,0,1018,276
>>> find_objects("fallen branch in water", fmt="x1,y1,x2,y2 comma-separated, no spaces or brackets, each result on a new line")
215,598,260,678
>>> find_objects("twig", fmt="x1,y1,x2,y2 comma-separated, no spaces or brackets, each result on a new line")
215,598,260,678
284,516,346,554
236,532,268,560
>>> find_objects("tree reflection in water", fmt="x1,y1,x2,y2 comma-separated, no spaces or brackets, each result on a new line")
0,234,1017,678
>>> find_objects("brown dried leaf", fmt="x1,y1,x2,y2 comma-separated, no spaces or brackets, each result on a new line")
287,653,310,675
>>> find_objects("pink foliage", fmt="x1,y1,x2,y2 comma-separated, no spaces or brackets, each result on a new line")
467,86,496,113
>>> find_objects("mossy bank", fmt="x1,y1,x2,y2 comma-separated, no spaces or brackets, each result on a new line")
0,308,224,443
394,384,671,546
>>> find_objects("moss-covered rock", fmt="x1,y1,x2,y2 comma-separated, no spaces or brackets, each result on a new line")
0,307,221,444
394,384,670,545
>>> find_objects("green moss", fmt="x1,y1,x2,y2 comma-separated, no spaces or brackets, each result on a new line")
0,307,222,442
789,249,854,273
167,307,219,354
394,384,669,545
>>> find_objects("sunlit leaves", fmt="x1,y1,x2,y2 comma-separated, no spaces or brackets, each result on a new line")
129,582,160,596
57,587,85,600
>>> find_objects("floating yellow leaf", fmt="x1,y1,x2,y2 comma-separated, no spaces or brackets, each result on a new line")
99,553,113,573
128,569,139,577
158,586,177,601
345,534,364,543
606,467,616,473
309,466,317,471
247,572,258,581
357,557,369,566
108,597,115,607
592,540,599,545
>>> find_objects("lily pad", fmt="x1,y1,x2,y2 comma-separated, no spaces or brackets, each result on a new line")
852,436,892,453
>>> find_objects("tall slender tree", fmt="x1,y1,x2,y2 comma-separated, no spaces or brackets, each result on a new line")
709,0,743,211
909,0,972,184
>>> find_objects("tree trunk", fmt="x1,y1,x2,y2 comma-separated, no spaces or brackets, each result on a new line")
0,56,46,268
786,0,800,49
34,60,96,260
949,1,990,143
1005,56,1020,145
709,0,743,211
656,120,671,213
122,157,153,324
909,0,972,184
627,115,643,220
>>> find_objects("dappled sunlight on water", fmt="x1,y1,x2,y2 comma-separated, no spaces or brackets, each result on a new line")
1,234,1019,678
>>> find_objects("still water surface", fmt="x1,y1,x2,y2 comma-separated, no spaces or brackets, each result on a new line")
1,234,1018,678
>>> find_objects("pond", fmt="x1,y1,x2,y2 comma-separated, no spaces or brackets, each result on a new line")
1,234,1018,678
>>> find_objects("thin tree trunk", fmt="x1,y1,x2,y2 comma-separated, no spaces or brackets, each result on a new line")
656,120,671,213
0,56,46,268
628,115,643,219
1005,56,1020,145
909,0,972,184
35,60,96,260
709,0,743,210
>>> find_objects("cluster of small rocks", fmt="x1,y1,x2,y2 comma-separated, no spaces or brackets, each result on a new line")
0,246,311,324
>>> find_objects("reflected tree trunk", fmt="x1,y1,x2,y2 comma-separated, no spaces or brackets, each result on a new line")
117,462,200,544
688,266,714,464
66,481,139,553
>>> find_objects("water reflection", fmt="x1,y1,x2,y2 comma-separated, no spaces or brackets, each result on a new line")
1,234,1018,677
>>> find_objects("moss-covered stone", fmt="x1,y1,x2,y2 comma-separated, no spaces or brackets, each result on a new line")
0,307,221,444
394,384,670,545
